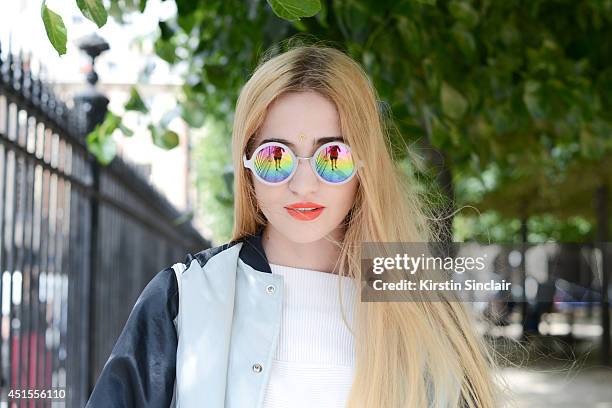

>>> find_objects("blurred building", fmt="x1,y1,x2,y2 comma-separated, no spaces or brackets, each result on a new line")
0,0,209,236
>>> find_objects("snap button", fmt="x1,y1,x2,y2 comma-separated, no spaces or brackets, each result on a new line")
265,284,276,294
252,363,263,373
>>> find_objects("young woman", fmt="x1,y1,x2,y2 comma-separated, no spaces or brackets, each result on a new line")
86,45,498,407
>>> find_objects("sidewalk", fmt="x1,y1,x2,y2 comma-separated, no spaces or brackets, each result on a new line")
498,366,612,407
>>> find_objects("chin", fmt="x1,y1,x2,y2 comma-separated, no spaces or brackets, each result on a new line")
272,219,341,244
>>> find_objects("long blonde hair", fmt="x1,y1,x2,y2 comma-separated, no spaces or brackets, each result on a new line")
231,42,499,407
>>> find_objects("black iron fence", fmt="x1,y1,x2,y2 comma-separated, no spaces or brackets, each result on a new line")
0,41,210,407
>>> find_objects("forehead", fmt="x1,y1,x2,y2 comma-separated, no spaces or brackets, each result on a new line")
256,91,341,144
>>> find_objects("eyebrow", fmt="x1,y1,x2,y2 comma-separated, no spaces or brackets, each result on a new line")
258,136,344,149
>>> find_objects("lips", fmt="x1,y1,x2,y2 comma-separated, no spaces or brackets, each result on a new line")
285,202,325,221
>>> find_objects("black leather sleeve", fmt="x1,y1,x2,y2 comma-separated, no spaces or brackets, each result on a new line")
85,266,179,408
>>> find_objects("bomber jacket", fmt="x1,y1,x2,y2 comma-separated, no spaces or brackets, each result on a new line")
85,226,288,407
85,226,467,407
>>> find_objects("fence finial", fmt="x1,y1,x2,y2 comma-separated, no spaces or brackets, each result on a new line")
76,33,110,87
72,33,110,138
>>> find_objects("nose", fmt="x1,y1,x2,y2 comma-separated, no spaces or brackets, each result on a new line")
288,158,319,195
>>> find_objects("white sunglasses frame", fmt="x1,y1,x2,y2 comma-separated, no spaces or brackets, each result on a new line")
242,141,364,186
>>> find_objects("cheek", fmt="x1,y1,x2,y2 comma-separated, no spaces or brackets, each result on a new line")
325,179,359,215
253,182,268,207
253,182,285,209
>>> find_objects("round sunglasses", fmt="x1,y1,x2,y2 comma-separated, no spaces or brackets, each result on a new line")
243,141,363,185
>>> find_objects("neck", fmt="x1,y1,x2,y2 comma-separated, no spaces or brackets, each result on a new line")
261,224,344,274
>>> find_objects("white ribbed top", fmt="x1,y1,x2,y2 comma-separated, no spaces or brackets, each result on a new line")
262,263,358,408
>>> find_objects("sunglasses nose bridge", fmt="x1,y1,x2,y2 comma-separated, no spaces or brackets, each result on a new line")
293,156,313,171
289,156,318,182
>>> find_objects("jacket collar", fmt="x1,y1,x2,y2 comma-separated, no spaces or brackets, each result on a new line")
238,225,272,274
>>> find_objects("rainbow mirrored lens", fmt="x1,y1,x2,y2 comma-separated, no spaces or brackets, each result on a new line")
253,144,295,183
314,143,355,183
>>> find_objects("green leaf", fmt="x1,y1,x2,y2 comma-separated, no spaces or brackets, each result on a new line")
176,0,200,15
160,130,180,149
41,2,67,56
448,122,462,146
292,19,308,31
451,24,476,59
87,133,117,165
523,80,546,119
397,17,422,57
84,111,133,163
76,0,108,28
86,115,119,165
104,111,121,131
266,0,321,21
125,87,148,113
430,115,449,149
154,37,176,64
441,82,468,120
118,123,134,137
448,1,479,29
177,13,197,32
149,124,180,150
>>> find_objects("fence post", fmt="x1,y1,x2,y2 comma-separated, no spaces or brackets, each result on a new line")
71,33,110,404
